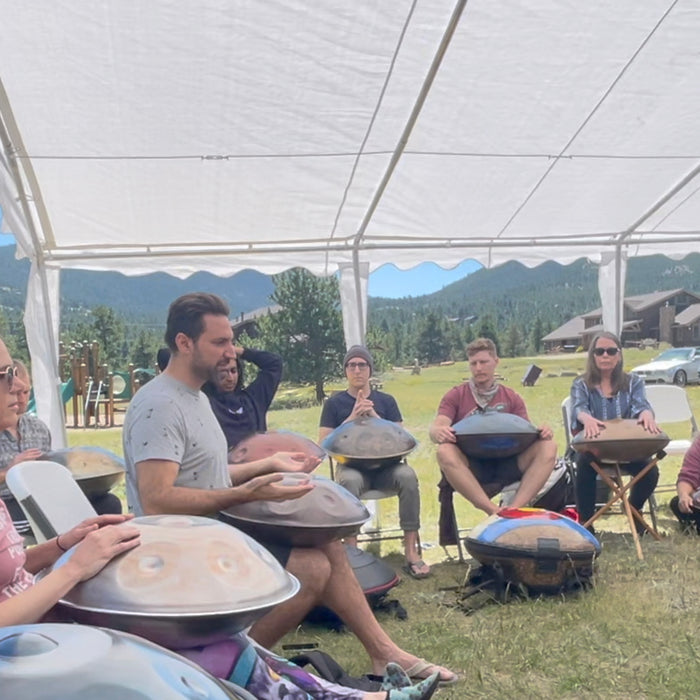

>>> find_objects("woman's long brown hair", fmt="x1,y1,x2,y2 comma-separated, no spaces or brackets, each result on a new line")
582,331,630,394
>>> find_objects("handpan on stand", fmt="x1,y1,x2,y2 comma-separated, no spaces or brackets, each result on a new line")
571,419,669,560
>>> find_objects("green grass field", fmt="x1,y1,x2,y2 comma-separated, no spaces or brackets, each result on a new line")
67,348,700,698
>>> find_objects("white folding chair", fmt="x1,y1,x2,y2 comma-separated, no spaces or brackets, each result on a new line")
5,461,97,542
328,457,404,547
644,384,699,456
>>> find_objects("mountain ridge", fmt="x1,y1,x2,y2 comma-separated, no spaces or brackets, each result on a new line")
2,246,699,332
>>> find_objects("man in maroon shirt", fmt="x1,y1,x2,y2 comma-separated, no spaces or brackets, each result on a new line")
429,337,556,516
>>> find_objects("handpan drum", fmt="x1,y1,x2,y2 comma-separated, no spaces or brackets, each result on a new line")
571,419,669,463
0,623,253,699
320,416,417,470
220,473,370,547
452,410,540,459
39,446,125,497
465,507,601,592
52,515,299,648
228,430,325,471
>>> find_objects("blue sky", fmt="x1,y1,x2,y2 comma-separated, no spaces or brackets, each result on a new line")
0,231,480,298
368,260,481,298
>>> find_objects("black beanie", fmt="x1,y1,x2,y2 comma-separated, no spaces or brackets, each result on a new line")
343,345,374,375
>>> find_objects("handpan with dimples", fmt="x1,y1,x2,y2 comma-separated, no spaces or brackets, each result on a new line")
39,446,125,496
220,473,370,547
452,410,540,459
53,515,299,648
228,430,325,471
0,623,253,698
321,416,417,470
571,419,669,463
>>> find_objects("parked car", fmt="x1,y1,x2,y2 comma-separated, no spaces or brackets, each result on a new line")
631,347,700,386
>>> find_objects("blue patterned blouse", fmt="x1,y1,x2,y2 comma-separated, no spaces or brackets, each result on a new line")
570,373,653,434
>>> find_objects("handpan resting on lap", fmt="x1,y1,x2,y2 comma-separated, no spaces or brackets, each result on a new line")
451,410,540,460
220,473,370,547
0,623,253,699
39,446,125,497
321,417,417,470
52,514,299,648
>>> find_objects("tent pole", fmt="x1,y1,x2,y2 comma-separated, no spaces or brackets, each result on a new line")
614,244,624,337
351,0,467,247
618,163,700,243
0,81,67,445
352,248,366,344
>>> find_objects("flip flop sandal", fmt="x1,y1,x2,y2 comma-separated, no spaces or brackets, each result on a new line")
403,658,459,686
402,559,431,579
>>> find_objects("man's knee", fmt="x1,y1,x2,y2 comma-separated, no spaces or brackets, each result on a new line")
393,462,419,491
525,438,557,468
337,468,364,496
286,548,331,595
437,443,465,471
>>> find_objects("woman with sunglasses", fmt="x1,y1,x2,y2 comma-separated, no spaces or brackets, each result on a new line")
569,331,661,532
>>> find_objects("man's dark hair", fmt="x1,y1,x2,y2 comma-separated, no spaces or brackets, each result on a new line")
164,293,230,351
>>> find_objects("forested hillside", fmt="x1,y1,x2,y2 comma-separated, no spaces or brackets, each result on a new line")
3,245,699,367
0,246,274,321
370,254,700,335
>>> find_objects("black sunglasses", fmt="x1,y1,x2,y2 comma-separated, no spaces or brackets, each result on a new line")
593,347,619,357
0,365,15,388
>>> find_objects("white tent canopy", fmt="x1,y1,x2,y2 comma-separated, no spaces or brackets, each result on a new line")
1,1,699,445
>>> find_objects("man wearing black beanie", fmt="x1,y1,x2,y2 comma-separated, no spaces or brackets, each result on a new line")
319,345,429,579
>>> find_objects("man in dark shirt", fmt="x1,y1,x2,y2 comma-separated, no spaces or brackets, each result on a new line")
203,346,283,450
319,345,429,579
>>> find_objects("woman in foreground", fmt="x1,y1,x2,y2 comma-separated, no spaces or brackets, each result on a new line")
0,501,438,700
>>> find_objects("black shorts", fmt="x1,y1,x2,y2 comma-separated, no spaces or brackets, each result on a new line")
217,513,293,568
466,455,522,497
257,538,293,568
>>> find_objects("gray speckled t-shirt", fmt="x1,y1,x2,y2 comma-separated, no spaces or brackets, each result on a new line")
123,373,230,516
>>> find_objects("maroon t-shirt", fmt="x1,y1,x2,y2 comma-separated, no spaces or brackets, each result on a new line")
437,383,529,424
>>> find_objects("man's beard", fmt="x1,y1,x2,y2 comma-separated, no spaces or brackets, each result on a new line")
190,349,219,386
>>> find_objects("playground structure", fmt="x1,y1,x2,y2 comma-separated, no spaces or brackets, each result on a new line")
59,341,156,428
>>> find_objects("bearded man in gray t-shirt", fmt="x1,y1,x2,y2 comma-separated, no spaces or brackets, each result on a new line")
123,292,456,684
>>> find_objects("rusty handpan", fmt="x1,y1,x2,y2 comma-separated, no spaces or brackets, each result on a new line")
53,515,299,648
228,430,325,470
39,446,125,496
320,416,417,470
452,410,540,459
571,419,669,463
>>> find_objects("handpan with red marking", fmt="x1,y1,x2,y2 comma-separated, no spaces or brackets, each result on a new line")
465,507,601,591
228,430,325,470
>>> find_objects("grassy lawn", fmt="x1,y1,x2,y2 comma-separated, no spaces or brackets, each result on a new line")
67,348,700,697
